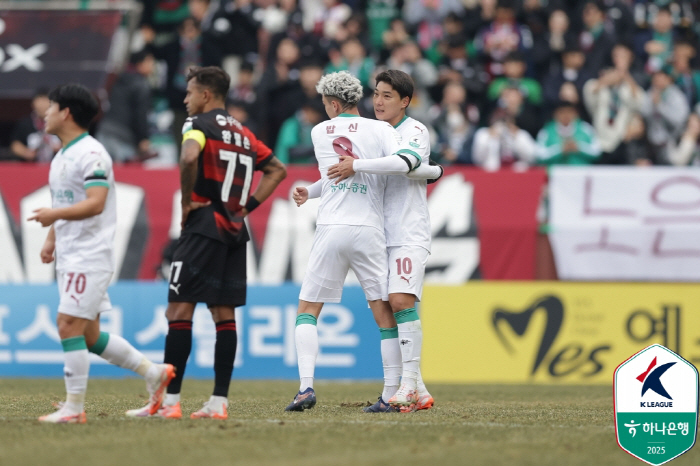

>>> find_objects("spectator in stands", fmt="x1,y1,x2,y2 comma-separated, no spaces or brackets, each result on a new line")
228,60,257,106
435,34,488,108
496,85,542,137
668,108,700,166
97,50,157,163
403,0,464,54
385,41,439,93
155,17,222,150
472,107,537,171
475,0,533,77
380,18,411,63
640,67,690,164
205,0,260,61
542,45,591,112
267,10,324,65
531,9,575,80
274,98,327,163
535,99,601,166
313,0,352,40
583,42,645,164
324,38,374,88
430,81,478,164
488,51,543,106
226,98,259,136
578,0,616,79
139,0,189,45
635,5,676,74
366,0,401,52
9,88,61,162
600,0,635,44
668,40,700,108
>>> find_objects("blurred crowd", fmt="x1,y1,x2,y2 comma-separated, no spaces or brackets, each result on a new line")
7,0,700,169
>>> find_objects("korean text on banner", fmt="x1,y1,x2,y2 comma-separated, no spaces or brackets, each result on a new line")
549,166,700,281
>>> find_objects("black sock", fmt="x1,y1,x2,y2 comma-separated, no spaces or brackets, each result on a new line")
213,320,237,397
164,320,192,395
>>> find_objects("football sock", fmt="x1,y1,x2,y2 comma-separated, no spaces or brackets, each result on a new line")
417,370,429,395
395,307,422,389
379,327,401,401
89,331,152,375
295,313,318,391
61,336,89,414
164,393,180,406
164,320,192,395
213,320,237,398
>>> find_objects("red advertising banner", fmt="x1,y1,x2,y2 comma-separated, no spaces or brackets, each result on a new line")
0,164,546,283
0,10,121,97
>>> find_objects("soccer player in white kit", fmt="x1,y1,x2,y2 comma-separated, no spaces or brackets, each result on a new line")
28,84,174,423
288,72,442,412
327,70,442,412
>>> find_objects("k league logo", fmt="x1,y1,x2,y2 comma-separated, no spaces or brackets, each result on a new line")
614,344,699,466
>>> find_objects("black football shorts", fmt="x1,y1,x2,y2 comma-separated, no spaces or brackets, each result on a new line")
167,233,246,307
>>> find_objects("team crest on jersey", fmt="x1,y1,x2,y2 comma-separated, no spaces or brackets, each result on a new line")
216,114,228,126
92,160,106,177
409,136,421,148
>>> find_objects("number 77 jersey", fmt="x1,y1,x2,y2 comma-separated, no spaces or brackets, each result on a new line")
181,108,273,245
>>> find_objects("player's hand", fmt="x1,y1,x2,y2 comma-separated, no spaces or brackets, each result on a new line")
27,208,57,227
327,156,356,183
293,186,309,207
40,240,55,264
181,200,211,228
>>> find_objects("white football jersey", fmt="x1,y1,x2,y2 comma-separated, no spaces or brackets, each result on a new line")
49,133,116,273
384,116,431,251
312,114,401,232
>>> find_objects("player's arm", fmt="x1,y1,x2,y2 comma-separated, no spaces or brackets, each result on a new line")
40,225,55,264
242,155,287,216
180,131,211,227
28,186,109,227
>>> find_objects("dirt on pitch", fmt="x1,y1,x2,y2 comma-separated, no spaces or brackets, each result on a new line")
0,380,697,466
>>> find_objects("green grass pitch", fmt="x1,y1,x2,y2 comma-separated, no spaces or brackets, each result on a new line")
0,379,697,466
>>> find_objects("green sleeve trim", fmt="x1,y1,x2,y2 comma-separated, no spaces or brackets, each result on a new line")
61,336,88,352
394,307,419,324
396,149,422,169
379,326,399,340
88,331,110,355
296,313,318,326
84,180,110,189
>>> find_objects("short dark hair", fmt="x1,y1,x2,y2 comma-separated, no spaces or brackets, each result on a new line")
186,66,230,100
33,87,50,99
48,83,98,129
375,69,414,105
129,48,153,65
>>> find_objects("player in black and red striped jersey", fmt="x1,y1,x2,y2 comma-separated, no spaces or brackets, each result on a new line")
126,66,286,420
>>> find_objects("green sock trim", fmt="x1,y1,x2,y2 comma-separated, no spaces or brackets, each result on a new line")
88,331,110,355
61,336,88,352
296,313,318,326
379,327,399,340
394,308,419,324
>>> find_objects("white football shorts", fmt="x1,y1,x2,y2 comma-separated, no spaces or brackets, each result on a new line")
387,245,429,301
57,270,113,320
300,225,388,303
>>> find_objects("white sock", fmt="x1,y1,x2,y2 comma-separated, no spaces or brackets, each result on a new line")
94,332,150,375
209,395,228,408
164,393,180,406
417,370,430,396
296,322,318,391
380,331,401,401
62,337,90,414
396,308,422,390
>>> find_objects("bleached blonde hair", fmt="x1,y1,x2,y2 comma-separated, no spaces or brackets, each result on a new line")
315,71,363,107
